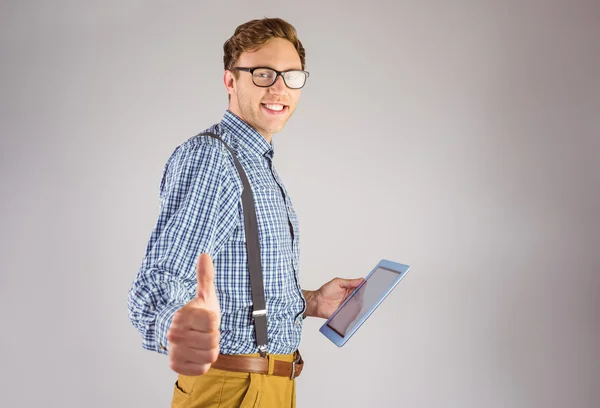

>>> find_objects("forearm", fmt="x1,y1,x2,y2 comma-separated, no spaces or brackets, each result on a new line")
129,141,232,353
128,267,195,353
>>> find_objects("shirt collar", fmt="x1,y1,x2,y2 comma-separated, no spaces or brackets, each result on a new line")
221,110,274,159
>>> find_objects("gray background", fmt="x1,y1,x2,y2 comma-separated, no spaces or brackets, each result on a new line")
1,0,599,407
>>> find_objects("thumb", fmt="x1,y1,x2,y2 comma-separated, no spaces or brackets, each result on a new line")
340,278,364,288
196,253,216,301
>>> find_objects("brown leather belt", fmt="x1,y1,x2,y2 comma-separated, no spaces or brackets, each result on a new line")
212,350,304,380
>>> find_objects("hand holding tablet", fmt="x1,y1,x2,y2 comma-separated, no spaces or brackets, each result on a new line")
319,259,411,347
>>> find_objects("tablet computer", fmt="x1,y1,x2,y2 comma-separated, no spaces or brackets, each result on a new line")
319,259,411,347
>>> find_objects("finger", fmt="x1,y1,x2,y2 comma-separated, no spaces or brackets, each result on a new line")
170,340,219,363
172,307,220,333
170,359,212,376
183,347,220,365
169,343,219,375
167,326,220,350
196,253,216,300
183,331,220,350
338,277,365,288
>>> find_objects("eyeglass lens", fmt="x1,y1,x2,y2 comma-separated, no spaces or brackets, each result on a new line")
252,68,306,88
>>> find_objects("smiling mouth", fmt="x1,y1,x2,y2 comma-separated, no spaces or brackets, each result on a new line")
261,103,288,115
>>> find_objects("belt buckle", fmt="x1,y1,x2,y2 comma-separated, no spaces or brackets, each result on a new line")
290,351,301,379
290,359,297,379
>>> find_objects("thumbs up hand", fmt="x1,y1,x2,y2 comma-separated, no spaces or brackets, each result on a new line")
167,253,221,376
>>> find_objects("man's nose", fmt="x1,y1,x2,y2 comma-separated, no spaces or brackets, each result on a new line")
269,75,287,94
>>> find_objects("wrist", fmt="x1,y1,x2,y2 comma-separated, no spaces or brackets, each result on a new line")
302,290,318,318
156,302,186,354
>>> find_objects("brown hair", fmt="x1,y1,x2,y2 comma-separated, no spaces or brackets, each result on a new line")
223,17,306,72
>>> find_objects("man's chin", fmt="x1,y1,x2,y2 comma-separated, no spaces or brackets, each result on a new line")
262,118,290,134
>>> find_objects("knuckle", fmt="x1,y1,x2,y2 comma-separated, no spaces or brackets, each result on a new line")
206,311,219,327
169,359,180,372
171,314,183,326
173,307,186,319
167,329,183,344
194,308,210,322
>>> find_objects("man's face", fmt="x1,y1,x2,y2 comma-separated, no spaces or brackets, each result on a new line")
224,37,304,142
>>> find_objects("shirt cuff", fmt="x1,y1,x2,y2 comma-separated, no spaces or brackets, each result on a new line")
155,302,186,353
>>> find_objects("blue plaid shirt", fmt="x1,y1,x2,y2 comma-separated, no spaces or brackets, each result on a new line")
128,110,305,355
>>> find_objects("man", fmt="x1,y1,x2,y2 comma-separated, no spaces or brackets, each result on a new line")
128,17,363,407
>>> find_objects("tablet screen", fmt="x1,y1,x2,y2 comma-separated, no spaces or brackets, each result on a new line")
326,266,400,337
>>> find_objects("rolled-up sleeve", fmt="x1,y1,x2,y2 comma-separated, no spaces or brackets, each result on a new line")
127,138,240,354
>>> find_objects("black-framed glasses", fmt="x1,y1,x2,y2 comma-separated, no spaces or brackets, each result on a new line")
233,67,310,89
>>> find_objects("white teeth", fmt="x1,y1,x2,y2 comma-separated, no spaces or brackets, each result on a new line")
264,104,284,111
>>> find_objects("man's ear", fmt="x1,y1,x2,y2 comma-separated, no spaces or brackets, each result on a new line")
223,70,236,96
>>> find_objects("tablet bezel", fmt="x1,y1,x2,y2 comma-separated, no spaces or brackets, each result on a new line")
319,259,411,347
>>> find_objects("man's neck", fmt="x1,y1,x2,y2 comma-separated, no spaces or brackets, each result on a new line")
227,107,273,144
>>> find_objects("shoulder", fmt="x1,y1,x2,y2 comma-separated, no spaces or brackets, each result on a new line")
161,125,242,190
164,125,233,170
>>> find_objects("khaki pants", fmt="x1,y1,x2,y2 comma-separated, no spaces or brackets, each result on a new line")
171,352,297,408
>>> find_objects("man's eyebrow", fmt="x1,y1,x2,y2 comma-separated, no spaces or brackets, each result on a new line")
253,65,303,71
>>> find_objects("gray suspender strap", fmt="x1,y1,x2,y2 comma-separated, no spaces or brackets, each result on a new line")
198,132,269,357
